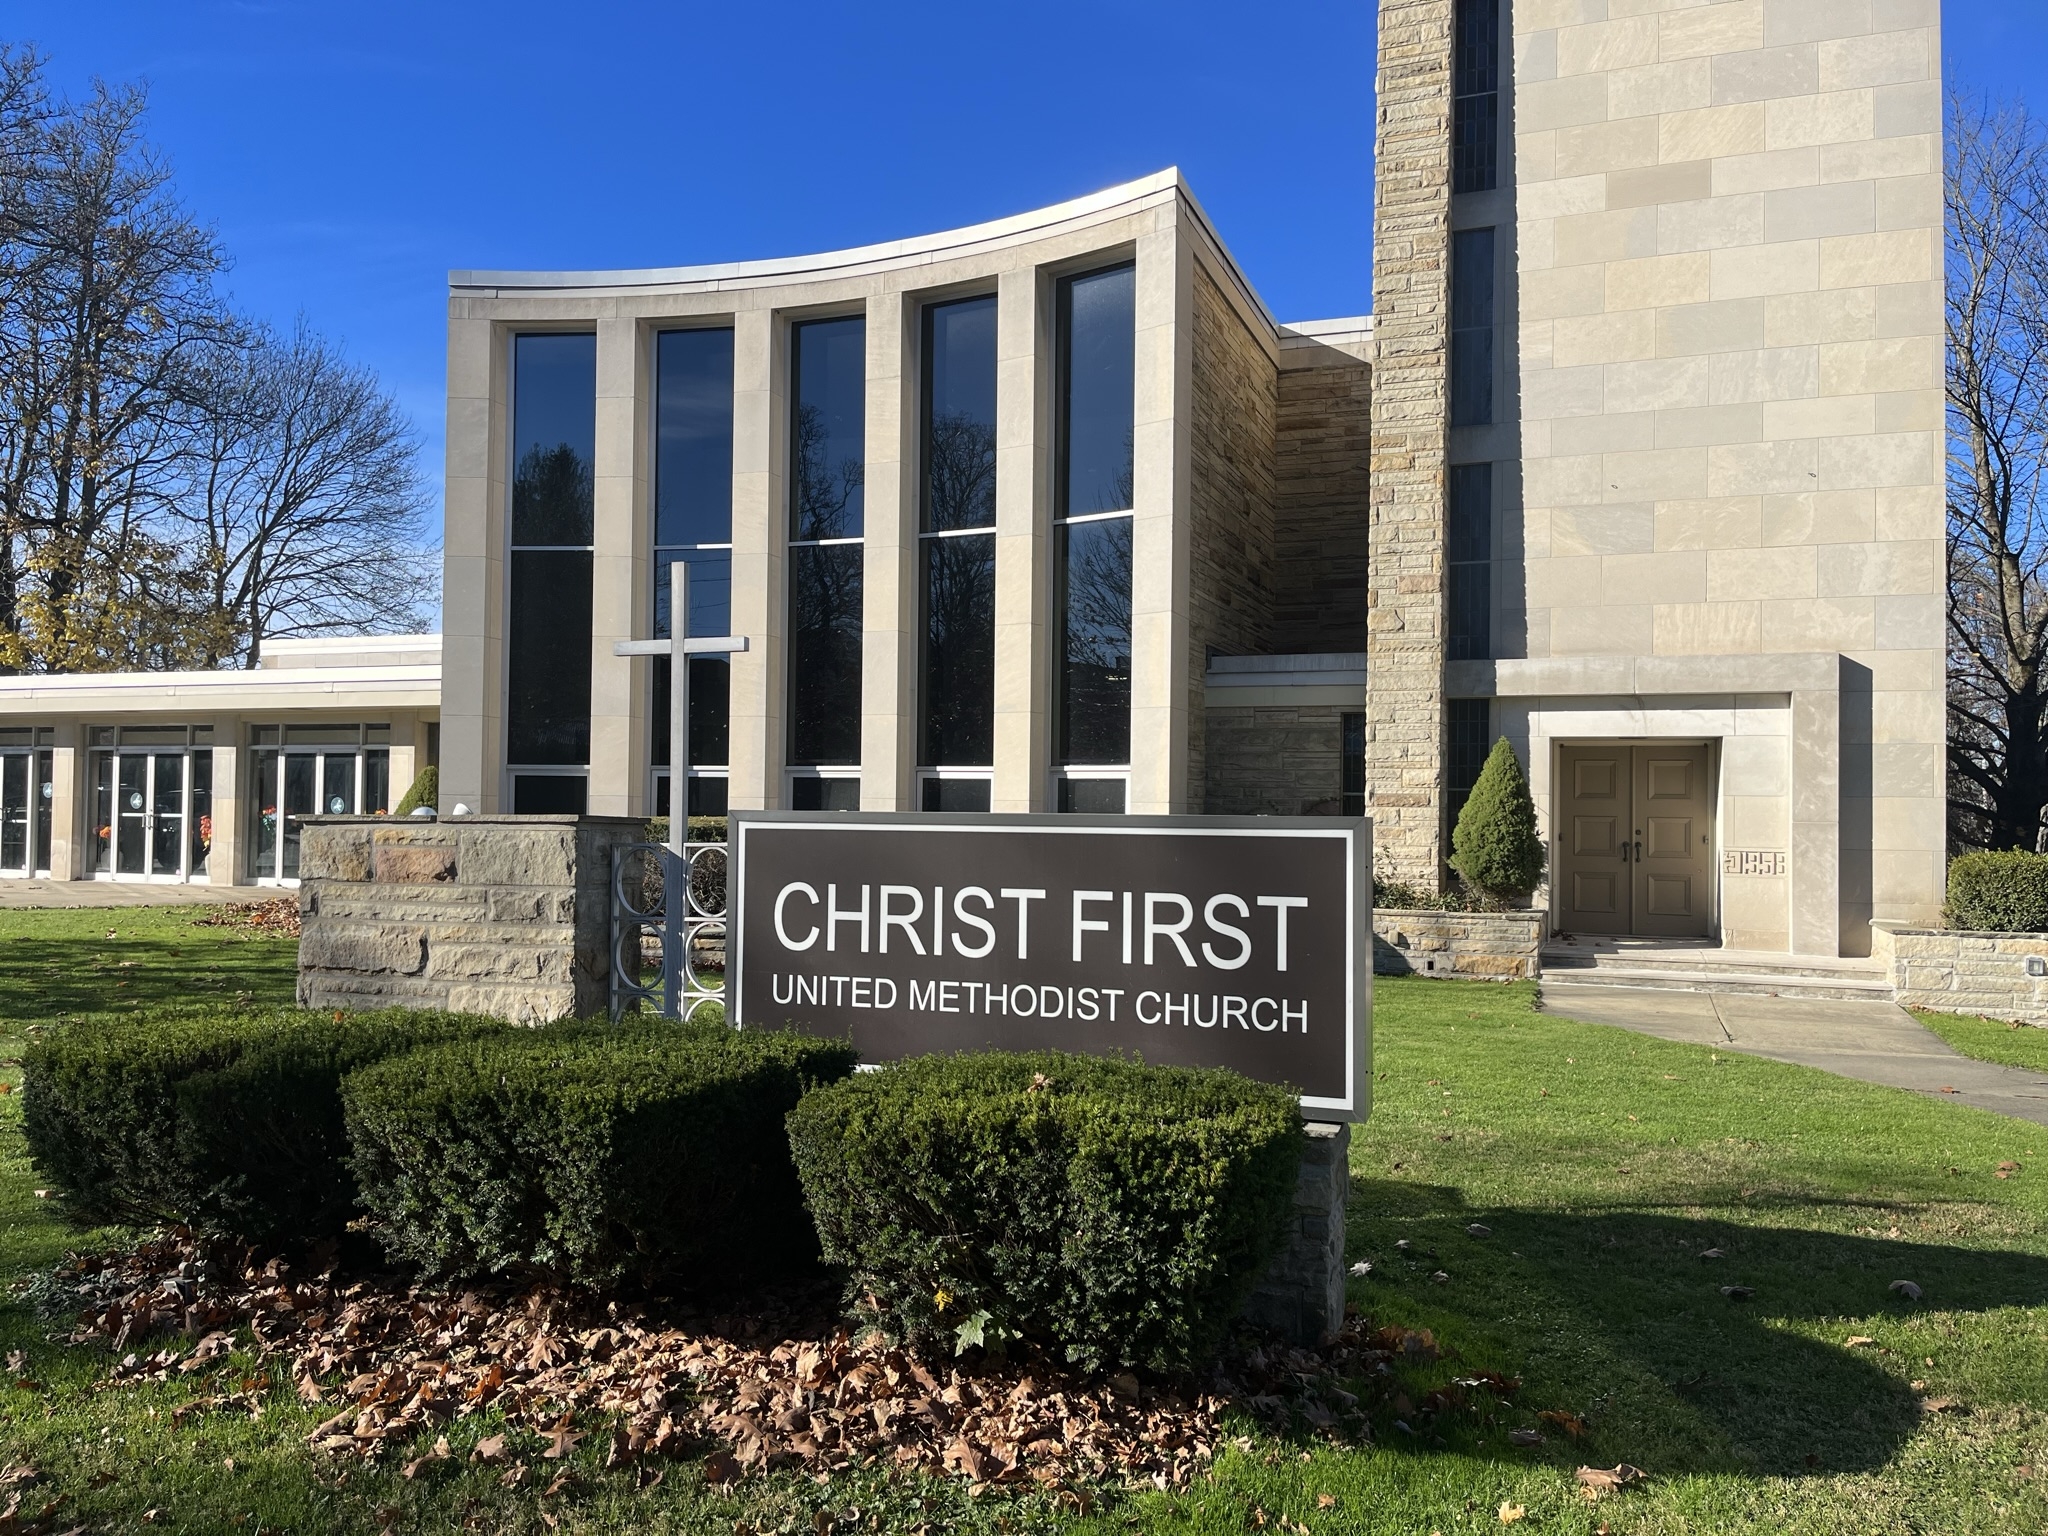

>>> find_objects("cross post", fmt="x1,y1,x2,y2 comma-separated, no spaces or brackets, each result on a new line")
612,560,749,853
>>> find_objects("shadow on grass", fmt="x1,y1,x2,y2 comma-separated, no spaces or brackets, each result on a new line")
0,934,297,1021
1348,1175,2048,1479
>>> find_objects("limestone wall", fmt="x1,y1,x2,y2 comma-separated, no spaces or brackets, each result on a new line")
1373,907,1546,980
1872,921,2048,1025
1204,705,1350,817
1273,350,1372,653
1241,1121,1350,1346
1187,265,1279,811
296,814,645,1023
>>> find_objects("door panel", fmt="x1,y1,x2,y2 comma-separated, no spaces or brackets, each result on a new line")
150,753,185,878
1630,746,1713,938
0,754,26,872
1557,747,1632,935
116,756,148,876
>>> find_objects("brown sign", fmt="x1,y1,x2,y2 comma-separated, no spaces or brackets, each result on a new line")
728,812,1371,1119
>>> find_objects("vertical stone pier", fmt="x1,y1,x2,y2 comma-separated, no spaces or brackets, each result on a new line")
296,814,645,1023
1242,1121,1352,1344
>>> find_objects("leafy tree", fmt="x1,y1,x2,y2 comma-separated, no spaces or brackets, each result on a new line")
1449,736,1544,906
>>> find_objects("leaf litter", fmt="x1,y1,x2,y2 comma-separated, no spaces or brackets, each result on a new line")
42,1228,1448,1496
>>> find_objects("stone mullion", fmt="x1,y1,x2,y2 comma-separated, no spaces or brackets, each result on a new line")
1367,0,1454,887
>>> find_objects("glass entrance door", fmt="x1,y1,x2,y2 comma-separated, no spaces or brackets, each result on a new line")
95,750,209,882
0,753,28,874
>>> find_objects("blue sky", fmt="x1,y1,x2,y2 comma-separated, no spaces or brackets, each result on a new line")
8,0,2045,547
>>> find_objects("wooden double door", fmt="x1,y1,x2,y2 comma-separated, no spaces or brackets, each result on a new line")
1556,743,1714,938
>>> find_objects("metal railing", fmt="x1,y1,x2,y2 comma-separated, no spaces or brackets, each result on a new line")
609,838,728,1023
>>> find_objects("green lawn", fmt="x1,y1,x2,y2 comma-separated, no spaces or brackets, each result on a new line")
3,954,2046,1532
0,905,299,1025
1915,1007,2048,1074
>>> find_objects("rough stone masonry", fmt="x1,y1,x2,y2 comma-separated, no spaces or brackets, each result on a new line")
296,814,645,1023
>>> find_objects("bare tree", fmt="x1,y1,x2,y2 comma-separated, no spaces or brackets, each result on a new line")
1947,91,2048,852
0,66,230,672
177,319,434,668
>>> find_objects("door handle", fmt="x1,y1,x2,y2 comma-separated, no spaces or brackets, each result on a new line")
1634,838,1643,862
1619,842,1630,863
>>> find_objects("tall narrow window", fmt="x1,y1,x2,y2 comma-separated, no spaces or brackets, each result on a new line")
1446,698,1492,832
1453,0,1500,194
1447,462,1492,661
652,327,735,818
1450,228,1496,428
787,315,865,808
1054,262,1135,814
507,332,596,813
1341,712,1366,819
918,294,998,813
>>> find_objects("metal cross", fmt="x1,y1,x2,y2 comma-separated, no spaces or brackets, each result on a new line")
613,560,748,853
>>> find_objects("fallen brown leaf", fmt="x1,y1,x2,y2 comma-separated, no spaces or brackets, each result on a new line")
1576,1464,1647,1498
1498,1502,1527,1524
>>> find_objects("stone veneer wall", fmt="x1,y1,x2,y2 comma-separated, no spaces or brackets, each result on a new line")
1872,921,2048,1025
296,815,645,1023
1368,0,1455,888
1272,354,1373,652
1240,1121,1350,1345
1187,265,1279,808
1204,705,1350,816
1373,908,1546,980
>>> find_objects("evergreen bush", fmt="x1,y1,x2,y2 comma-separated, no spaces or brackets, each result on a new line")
342,1023,855,1288
392,765,439,816
784,1051,1303,1372
20,1008,503,1240
1448,737,1545,907
1944,849,2048,932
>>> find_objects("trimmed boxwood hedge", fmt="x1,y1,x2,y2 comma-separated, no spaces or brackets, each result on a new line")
20,1007,505,1240
1945,849,2048,933
342,1022,857,1288
785,1051,1304,1372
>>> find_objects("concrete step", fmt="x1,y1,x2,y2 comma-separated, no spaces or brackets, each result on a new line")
1540,969,1895,1001
1539,943,1892,1000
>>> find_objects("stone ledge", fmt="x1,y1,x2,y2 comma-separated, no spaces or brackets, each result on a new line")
1373,908,1545,981
1873,921,2048,1025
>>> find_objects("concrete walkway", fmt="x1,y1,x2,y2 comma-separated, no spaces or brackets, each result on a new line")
0,879,281,909
1540,981,2048,1127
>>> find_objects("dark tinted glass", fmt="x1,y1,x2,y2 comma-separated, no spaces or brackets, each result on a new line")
922,777,992,812
921,532,995,765
791,776,861,811
506,549,593,764
654,548,731,642
1341,713,1366,818
687,776,729,816
1448,462,1493,663
788,542,863,764
511,334,596,545
1450,228,1496,427
1449,462,1492,563
1058,778,1126,814
513,774,589,814
791,316,866,540
655,328,735,547
1056,515,1132,763
1058,265,1136,516
652,655,730,768
1453,0,1500,193
923,296,997,533
1455,0,1499,96
35,749,52,871
1446,699,1491,829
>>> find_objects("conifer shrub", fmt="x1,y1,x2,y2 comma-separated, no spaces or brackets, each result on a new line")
1944,849,2048,932
1448,736,1545,907
342,1023,856,1288
392,765,439,816
20,1008,504,1240
784,1051,1303,1372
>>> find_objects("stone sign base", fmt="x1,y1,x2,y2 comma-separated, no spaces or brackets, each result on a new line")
1241,1122,1350,1344
296,815,645,1024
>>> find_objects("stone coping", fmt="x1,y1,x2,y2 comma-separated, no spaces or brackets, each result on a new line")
298,814,649,828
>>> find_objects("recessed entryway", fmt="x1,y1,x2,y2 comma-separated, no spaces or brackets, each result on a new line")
1555,743,1714,939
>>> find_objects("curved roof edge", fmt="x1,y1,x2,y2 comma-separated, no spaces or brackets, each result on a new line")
451,169,1185,293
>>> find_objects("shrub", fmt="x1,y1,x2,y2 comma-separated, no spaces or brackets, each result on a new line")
1372,875,1472,912
1449,737,1545,906
392,765,439,817
785,1051,1303,1373
343,1023,856,1288
20,1008,504,1241
1945,849,2048,932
